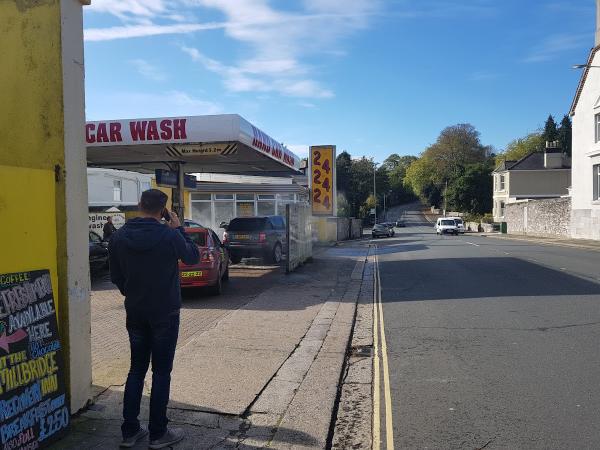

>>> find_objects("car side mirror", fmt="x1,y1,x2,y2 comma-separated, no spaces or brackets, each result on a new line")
219,221,228,229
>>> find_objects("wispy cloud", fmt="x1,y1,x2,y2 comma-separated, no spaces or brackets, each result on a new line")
85,22,224,42
178,0,380,99
85,90,222,120
130,59,167,81
85,0,380,99
524,33,590,63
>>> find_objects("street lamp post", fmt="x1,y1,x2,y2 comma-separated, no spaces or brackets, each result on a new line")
373,163,377,224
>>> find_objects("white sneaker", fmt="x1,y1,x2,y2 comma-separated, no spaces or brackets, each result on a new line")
148,427,185,449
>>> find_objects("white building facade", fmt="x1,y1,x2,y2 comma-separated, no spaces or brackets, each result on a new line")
570,2,600,240
87,168,152,209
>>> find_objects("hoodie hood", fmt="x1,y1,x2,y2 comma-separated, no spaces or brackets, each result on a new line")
118,217,170,252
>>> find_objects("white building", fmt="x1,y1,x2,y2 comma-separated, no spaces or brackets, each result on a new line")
87,167,152,210
492,146,571,222
87,168,308,230
569,0,600,239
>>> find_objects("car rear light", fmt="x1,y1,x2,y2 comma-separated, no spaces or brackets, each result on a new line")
223,231,229,244
259,232,266,243
201,251,215,262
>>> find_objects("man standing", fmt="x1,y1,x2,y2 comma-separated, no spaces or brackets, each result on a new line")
102,215,117,241
109,189,199,449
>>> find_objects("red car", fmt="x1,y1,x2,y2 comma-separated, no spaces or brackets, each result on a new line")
179,227,230,295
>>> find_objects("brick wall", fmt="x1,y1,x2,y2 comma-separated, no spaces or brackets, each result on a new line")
505,197,571,237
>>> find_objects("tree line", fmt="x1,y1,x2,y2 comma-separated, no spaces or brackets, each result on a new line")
335,114,572,219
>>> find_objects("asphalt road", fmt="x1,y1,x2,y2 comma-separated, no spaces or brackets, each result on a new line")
375,210,600,449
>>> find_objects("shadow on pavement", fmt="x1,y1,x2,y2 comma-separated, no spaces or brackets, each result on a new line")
52,388,318,449
380,257,600,302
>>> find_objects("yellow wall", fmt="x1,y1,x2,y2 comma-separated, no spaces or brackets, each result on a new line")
150,179,193,219
0,1,65,322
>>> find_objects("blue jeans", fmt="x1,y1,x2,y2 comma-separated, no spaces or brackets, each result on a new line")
121,311,180,440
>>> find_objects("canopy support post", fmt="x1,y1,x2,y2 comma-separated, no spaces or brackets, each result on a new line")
172,162,185,221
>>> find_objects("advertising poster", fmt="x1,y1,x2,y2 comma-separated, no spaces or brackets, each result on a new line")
88,213,125,234
310,146,336,216
0,270,69,450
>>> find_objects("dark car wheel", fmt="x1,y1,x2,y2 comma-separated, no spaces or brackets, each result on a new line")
270,243,283,264
222,265,230,282
209,271,223,295
230,254,242,265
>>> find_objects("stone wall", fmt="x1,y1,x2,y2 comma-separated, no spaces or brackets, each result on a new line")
571,208,600,240
505,197,571,237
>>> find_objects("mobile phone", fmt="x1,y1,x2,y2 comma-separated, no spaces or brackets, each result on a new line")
161,209,171,222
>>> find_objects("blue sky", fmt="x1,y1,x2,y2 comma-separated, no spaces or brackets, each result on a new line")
83,0,595,162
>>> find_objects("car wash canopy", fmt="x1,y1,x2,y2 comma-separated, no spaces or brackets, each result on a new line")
85,114,301,176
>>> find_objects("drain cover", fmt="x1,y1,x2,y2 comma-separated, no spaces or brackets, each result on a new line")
350,345,373,357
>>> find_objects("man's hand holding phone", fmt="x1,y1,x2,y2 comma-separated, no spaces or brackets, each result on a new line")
163,209,181,228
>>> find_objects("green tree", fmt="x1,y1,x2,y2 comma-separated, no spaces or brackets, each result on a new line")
496,132,544,165
382,153,402,171
404,156,436,203
404,124,488,206
446,163,493,214
558,114,572,156
543,115,558,142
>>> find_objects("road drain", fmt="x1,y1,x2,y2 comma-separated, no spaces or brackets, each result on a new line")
350,345,373,357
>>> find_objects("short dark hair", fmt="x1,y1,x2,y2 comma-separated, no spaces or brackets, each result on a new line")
139,189,168,214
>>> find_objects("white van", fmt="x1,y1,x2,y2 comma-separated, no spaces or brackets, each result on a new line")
446,217,465,234
435,218,459,235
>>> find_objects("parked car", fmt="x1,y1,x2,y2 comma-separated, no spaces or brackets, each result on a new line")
179,227,229,295
372,223,393,238
184,219,203,228
395,220,406,227
89,230,109,272
446,217,465,234
223,216,287,264
435,218,459,235
382,222,395,236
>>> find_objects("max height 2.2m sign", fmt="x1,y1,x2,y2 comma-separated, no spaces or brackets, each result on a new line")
310,146,336,216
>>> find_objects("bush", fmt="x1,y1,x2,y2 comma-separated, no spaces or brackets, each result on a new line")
481,213,494,224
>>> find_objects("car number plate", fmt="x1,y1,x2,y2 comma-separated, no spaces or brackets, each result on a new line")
181,271,202,278
236,234,250,240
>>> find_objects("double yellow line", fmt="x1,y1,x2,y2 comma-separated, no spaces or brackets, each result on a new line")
373,248,395,449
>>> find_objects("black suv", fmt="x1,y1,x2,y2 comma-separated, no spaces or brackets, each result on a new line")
224,216,287,264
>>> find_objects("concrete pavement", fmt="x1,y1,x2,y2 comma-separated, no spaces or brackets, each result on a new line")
374,209,600,449
50,245,372,449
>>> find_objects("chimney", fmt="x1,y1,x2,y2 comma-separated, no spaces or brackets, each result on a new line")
597,0,600,46
544,141,563,169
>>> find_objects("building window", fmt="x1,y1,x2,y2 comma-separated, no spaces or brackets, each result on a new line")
113,179,122,202
499,175,505,191
500,201,505,218
140,181,151,192
594,164,600,200
191,193,212,227
276,193,295,215
596,114,600,143
192,193,211,201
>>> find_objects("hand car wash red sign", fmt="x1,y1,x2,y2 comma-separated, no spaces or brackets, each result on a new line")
85,115,301,172
86,119,188,144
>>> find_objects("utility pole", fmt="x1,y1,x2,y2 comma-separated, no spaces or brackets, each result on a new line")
373,163,377,224
444,179,448,216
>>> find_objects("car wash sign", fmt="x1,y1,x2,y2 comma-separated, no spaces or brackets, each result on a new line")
85,115,302,172
0,270,69,450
